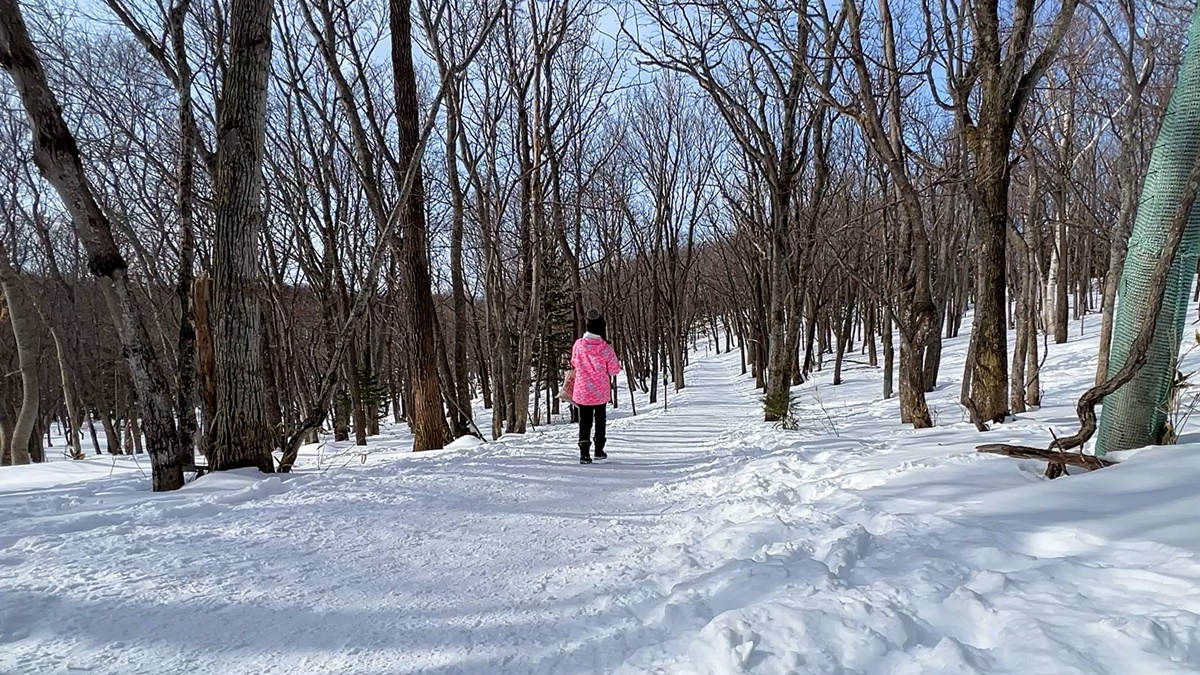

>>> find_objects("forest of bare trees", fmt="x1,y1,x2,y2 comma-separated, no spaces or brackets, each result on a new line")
0,0,1190,489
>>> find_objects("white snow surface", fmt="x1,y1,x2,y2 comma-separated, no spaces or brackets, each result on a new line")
5,319,1200,674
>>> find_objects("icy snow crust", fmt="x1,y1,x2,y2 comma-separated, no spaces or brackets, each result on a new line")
4,323,1200,673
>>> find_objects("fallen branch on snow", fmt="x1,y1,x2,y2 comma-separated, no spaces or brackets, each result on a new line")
976,444,1115,478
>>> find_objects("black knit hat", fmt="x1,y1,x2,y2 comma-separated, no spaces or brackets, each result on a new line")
585,309,606,340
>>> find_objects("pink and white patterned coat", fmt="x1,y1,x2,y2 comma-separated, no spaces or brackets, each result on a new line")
570,335,621,406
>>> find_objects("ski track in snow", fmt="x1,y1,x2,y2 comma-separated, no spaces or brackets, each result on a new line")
4,324,1200,673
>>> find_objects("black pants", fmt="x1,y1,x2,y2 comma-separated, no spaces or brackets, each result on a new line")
578,404,607,450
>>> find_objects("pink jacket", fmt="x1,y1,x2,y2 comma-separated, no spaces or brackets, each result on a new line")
571,335,621,406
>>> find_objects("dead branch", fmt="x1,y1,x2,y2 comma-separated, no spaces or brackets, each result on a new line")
976,444,1115,470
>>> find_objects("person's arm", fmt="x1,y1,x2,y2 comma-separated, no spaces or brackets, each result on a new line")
606,344,622,375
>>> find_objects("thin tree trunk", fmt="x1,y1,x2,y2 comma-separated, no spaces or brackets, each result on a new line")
882,305,895,400
833,297,854,386
348,336,367,446
130,417,144,455
0,407,12,466
193,275,217,458
446,81,472,437
29,413,43,463
51,330,83,459
866,304,878,367
1011,263,1029,414
1055,220,1070,343
169,0,199,459
87,412,101,456
0,248,38,465
101,410,121,455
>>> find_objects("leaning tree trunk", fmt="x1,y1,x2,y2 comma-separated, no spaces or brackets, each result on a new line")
51,330,83,459
0,0,187,490
210,0,276,473
1096,5,1200,454
389,0,449,450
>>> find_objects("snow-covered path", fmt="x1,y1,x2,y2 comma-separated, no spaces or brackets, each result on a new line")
0,352,766,674
5,333,1200,674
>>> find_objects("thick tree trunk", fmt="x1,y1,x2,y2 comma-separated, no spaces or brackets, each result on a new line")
967,139,1011,424
209,0,276,473
389,0,449,450
962,0,1077,423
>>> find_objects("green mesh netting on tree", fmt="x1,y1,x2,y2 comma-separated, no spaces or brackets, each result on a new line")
1095,3,1200,455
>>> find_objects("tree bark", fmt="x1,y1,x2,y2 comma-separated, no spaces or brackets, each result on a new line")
389,0,449,450
169,0,199,460
967,134,1013,424
209,0,276,473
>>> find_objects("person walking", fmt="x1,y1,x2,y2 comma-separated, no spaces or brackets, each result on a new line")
570,309,621,464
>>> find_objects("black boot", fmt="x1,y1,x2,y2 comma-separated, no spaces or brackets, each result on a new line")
593,443,607,461
579,441,592,464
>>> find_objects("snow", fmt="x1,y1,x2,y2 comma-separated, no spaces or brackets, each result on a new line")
5,317,1200,673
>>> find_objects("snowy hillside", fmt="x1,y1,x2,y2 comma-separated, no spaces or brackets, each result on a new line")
4,318,1200,674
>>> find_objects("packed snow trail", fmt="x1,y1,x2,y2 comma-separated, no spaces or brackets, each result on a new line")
5,332,1200,673
0,353,764,675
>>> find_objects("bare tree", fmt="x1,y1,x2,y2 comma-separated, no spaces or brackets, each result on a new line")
0,0,187,489
932,0,1080,424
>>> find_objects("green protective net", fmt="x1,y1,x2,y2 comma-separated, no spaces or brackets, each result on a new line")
1095,4,1200,455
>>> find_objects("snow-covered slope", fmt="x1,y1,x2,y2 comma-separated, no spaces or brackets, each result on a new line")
3,319,1200,674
